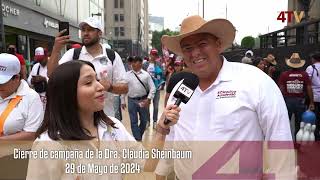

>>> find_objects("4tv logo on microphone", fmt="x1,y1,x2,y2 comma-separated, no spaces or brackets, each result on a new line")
178,84,193,98
277,10,305,23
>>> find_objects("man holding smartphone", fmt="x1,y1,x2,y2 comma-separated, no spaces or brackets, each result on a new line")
48,17,128,117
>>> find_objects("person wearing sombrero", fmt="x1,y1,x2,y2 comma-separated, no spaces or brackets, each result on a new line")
155,15,294,180
263,53,281,82
278,53,314,138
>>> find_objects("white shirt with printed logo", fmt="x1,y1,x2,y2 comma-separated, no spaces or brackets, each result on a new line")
59,44,127,117
0,80,44,135
155,58,293,179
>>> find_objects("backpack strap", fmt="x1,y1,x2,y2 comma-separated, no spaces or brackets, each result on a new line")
311,64,319,81
0,96,22,135
72,48,82,60
73,47,116,65
37,64,40,75
106,48,115,65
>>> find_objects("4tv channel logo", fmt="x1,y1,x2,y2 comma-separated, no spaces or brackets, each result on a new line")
277,11,305,23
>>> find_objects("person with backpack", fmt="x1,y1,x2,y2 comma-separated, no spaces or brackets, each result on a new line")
306,51,320,140
27,47,49,109
47,17,128,117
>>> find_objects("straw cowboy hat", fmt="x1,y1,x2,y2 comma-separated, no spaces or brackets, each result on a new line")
286,53,305,68
161,15,236,56
263,54,277,65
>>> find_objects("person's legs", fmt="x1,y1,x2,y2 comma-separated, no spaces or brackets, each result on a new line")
138,106,149,139
153,89,161,122
295,98,305,135
314,102,320,140
114,95,122,120
128,98,142,140
285,97,294,135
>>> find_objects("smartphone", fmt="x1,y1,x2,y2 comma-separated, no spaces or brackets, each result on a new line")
58,21,69,36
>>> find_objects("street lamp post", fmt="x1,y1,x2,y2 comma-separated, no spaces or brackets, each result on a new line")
203,0,204,18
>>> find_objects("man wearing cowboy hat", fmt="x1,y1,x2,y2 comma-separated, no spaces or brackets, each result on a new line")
263,53,280,82
279,53,315,137
155,15,294,180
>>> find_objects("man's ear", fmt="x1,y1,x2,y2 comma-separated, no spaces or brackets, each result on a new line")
98,30,103,38
216,38,223,53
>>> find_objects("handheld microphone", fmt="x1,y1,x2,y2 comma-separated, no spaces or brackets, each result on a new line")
164,72,199,125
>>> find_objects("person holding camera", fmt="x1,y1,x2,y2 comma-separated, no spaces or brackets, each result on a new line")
27,47,49,109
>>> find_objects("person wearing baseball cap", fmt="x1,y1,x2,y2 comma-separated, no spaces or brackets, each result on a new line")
0,53,43,140
48,16,128,117
27,47,49,108
154,15,294,179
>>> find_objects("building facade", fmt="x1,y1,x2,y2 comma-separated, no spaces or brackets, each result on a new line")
0,0,104,61
104,0,149,58
288,0,320,26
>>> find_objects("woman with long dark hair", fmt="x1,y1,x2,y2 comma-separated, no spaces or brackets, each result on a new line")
27,60,143,180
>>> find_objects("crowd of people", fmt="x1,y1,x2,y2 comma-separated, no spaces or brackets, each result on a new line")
0,14,311,180
241,50,320,140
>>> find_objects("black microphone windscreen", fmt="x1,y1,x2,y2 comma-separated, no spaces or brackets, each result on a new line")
166,72,199,93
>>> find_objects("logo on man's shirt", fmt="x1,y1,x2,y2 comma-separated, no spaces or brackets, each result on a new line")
289,74,303,77
99,57,108,65
216,90,236,99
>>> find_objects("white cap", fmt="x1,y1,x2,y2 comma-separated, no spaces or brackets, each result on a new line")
0,53,21,84
35,47,45,56
245,50,253,56
79,17,103,32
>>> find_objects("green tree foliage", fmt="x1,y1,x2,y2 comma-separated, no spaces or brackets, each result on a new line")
151,29,179,55
241,36,255,49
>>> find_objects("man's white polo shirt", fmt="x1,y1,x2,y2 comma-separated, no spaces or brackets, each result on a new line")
156,57,293,179
0,80,44,135
59,44,127,117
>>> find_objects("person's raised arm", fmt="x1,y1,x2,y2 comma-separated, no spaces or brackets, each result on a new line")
47,30,70,78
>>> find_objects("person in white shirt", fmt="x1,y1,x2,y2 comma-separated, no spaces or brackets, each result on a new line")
155,15,295,180
48,17,128,117
121,56,156,141
0,53,43,140
27,47,49,109
306,51,320,141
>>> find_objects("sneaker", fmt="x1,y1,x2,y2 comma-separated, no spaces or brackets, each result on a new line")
153,123,157,129
146,121,150,127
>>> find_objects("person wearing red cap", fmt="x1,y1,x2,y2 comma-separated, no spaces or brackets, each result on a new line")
142,48,165,128
7,44,27,80
27,47,49,109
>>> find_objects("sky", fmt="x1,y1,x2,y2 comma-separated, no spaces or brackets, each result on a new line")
148,0,288,43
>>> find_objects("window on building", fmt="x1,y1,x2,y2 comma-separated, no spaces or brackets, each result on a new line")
114,0,118,8
115,27,120,37
120,14,124,22
120,27,125,36
114,14,119,22
120,0,124,8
